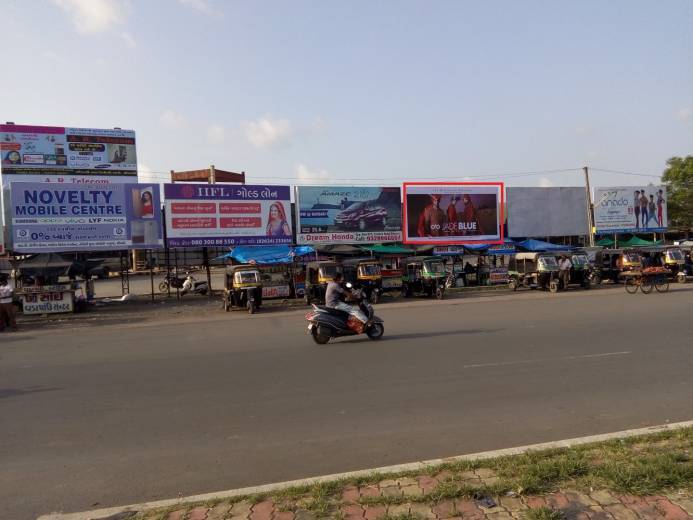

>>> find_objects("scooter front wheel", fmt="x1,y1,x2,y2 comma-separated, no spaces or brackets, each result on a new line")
311,327,331,344
366,323,384,340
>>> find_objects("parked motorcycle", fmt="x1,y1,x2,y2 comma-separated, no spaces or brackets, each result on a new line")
305,284,384,344
159,273,186,293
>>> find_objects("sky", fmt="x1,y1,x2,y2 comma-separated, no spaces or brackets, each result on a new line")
1,0,692,189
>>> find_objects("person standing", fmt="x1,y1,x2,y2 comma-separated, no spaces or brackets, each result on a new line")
639,190,649,229
558,255,572,291
647,194,658,228
633,190,641,230
0,275,18,332
417,195,446,237
657,189,665,227
446,196,459,236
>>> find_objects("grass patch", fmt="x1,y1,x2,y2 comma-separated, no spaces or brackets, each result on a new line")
523,507,565,520
132,427,692,520
377,514,424,520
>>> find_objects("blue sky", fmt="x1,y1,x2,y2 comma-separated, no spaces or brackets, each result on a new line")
1,0,692,188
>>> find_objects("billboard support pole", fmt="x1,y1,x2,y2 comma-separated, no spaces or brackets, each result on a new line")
583,166,595,247
203,164,215,297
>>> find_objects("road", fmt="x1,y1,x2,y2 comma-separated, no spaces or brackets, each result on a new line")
1,286,692,519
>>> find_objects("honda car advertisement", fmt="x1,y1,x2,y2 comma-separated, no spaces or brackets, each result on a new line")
9,182,162,252
403,182,503,244
164,183,292,247
296,186,402,244
0,124,137,186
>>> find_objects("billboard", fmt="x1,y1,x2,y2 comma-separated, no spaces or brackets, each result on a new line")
594,186,667,234
507,187,589,237
296,186,402,244
0,224,4,254
9,182,162,252
403,182,503,244
0,124,137,186
164,184,292,247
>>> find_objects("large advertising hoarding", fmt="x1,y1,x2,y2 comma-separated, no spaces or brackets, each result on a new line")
403,182,503,244
594,186,667,234
296,186,402,244
164,184,292,247
9,182,162,252
0,224,4,254
507,187,589,237
0,124,137,186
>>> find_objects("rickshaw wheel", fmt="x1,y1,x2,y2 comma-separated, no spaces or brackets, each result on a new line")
401,286,409,298
640,279,654,294
159,281,169,293
248,301,256,314
370,291,380,304
304,293,311,305
549,280,559,293
223,299,230,312
435,288,444,300
677,273,687,284
625,277,639,294
366,323,384,340
311,328,331,345
655,279,669,293
509,278,518,291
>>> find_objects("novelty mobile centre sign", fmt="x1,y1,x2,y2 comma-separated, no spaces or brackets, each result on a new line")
9,182,163,252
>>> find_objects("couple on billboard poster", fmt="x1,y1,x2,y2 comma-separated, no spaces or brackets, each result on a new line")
403,183,503,244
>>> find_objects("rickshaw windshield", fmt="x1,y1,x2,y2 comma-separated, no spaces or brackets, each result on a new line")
425,260,446,275
234,271,259,284
624,253,641,263
319,265,339,278
359,263,381,276
572,255,588,267
538,257,558,269
667,250,684,261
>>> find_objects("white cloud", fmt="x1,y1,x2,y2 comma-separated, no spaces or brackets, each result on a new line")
52,0,126,33
121,31,136,48
295,163,330,182
539,177,554,188
677,107,692,121
160,109,186,129
43,50,65,63
178,0,219,15
206,124,226,144
244,116,293,149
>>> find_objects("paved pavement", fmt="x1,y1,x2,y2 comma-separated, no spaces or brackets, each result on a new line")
1,285,692,519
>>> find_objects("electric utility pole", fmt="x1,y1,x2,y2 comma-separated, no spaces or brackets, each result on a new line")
583,166,595,246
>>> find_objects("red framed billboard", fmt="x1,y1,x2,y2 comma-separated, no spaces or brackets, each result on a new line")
402,182,504,245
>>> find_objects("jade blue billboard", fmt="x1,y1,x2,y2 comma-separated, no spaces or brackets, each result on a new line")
9,182,162,252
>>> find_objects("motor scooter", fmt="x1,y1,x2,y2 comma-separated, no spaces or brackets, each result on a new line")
305,284,384,344
181,275,209,296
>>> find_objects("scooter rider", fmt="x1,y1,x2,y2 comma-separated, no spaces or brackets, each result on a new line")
325,272,368,326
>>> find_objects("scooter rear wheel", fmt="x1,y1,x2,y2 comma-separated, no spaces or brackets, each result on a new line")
311,327,331,344
366,323,384,340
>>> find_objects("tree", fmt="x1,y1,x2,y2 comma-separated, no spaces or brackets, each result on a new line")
661,156,693,236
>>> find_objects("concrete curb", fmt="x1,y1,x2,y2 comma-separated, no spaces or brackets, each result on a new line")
37,419,693,520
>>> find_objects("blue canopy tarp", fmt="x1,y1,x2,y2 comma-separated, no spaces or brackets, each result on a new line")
218,245,315,264
516,239,573,252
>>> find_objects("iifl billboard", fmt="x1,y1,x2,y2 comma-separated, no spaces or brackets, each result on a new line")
164,184,292,247
402,182,504,245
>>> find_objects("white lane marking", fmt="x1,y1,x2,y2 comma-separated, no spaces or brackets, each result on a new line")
462,351,631,369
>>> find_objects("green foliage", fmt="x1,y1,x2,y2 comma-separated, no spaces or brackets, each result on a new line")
662,155,693,231
523,507,565,520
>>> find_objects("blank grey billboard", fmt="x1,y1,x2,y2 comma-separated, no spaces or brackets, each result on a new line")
507,187,589,237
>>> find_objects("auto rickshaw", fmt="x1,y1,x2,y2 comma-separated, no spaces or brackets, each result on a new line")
304,261,341,304
641,246,689,283
557,250,593,289
341,257,383,303
222,264,263,314
508,252,560,292
598,249,642,283
401,256,447,299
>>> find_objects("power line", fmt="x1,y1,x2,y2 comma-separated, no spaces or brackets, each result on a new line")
591,167,662,179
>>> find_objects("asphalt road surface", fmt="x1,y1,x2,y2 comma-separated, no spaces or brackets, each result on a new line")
2,286,692,519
